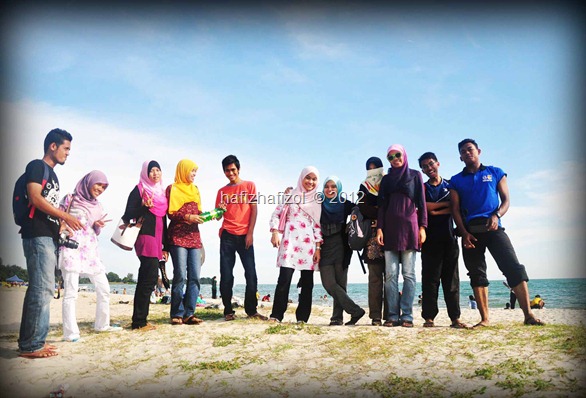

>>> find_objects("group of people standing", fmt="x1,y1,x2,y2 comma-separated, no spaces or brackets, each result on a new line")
16,128,544,359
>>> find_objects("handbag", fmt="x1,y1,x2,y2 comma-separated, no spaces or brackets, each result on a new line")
110,217,143,250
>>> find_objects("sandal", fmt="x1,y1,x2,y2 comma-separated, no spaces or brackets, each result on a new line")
171,317,183,325
224,313,236,321
19,347,58,359
401,320,414,328
423,320,435,328
450,321,471,329
372,319,382,326
183,315,203,325
524,317,545,326
383,320,400,327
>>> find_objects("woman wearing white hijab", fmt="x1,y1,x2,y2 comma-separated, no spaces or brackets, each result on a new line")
268,166,323,323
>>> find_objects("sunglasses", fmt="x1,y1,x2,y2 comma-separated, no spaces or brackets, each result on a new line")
387,152,402,161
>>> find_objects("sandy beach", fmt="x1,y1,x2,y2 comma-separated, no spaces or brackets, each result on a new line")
0,285,585,398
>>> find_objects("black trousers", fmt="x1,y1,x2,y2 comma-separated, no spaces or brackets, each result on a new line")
421,238,461,321
270,267,314,322
132,256,159,329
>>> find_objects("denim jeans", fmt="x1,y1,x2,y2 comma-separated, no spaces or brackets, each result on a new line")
18,237,57,352
219,230,258,316
384,250,417,323
170,246,202,319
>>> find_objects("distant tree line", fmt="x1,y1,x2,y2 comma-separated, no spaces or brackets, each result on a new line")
0,260,28,282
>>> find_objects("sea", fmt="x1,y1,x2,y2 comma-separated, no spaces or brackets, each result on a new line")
90,278,586,309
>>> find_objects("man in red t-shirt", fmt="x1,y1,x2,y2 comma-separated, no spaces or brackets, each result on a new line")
215,155,267,321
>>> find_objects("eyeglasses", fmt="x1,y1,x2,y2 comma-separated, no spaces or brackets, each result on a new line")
387,152,402,161
420,160,436,171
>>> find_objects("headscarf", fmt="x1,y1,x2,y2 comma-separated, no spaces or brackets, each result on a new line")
168,159,201,214
71,170,108,226
138,160,168,217
288,166,321,223
381,144,417,193
321,175,346,224
361,156,384,196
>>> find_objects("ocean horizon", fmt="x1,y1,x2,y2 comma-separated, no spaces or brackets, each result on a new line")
97,277,586,310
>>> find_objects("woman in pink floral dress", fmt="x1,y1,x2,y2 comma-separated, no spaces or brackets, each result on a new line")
268,166,323,323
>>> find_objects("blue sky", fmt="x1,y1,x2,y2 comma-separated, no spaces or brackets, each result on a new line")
1,3,584,285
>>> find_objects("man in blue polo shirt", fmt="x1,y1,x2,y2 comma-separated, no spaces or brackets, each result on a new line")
450,138,544,328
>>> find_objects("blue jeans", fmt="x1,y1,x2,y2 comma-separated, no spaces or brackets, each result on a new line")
170,246,202,319
219,230,258,316
384,250,417,323
18,237,58,352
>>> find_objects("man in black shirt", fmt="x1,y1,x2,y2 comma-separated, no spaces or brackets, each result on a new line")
18,128,83,359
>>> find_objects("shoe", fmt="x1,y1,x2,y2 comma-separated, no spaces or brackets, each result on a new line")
329,319,344,326
423,320,435,328
247,313,268,321
225,313,237,321
133,323,156,331
383,320,400,327
268,317,280,323
296,320,305,325
183,315,204,325
171,317,183,325
97,325,123,332
371,319,382,326
401,320,414,328
345,309,366,326
19,347,58,359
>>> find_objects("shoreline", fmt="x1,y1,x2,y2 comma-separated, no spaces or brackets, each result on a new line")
1,286,585,397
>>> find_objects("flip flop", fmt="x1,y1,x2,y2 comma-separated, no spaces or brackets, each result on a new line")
183,315,203,325
472,322,489,329
450,322,471,329
170,317,183,325
524,317,545,326
423,320,435,328
19,347,58,359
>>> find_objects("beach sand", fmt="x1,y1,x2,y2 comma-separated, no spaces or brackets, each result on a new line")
0,285,585,397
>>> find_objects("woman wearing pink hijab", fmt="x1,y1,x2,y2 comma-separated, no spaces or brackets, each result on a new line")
59,170,120,342
123,160,169,331
376,144,427,328
268,166,323,323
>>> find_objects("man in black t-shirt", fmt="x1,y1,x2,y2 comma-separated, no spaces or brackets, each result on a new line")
418,152,468,329
17,128,83,359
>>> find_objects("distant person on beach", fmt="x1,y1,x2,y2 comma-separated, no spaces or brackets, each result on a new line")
450,138,544,327
123,160,169,331
469,295,477,310
504,302,511,309
17,128,83,359
262,294,271,302
166,159,205,326
211,276,217,299
377,144,427,328
319,176,365,326
269,166,322,323
503,281,517,309
357,156,386,326
530,295,545,309
418,152,468,329
59,170,121,342
215,155,267,321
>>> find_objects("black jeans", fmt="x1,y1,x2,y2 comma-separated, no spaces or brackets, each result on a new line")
219,230,258,316
270,267,314,322
319,263,363,321
132,256,159,329
421,238,461,321
462,228,529,288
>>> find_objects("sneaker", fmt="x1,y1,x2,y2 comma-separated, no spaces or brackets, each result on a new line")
247,312,268,321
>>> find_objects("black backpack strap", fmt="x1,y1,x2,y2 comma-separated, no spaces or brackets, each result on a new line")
356,250,367,274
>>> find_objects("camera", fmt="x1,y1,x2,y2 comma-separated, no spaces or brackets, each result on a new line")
58,231,79,250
